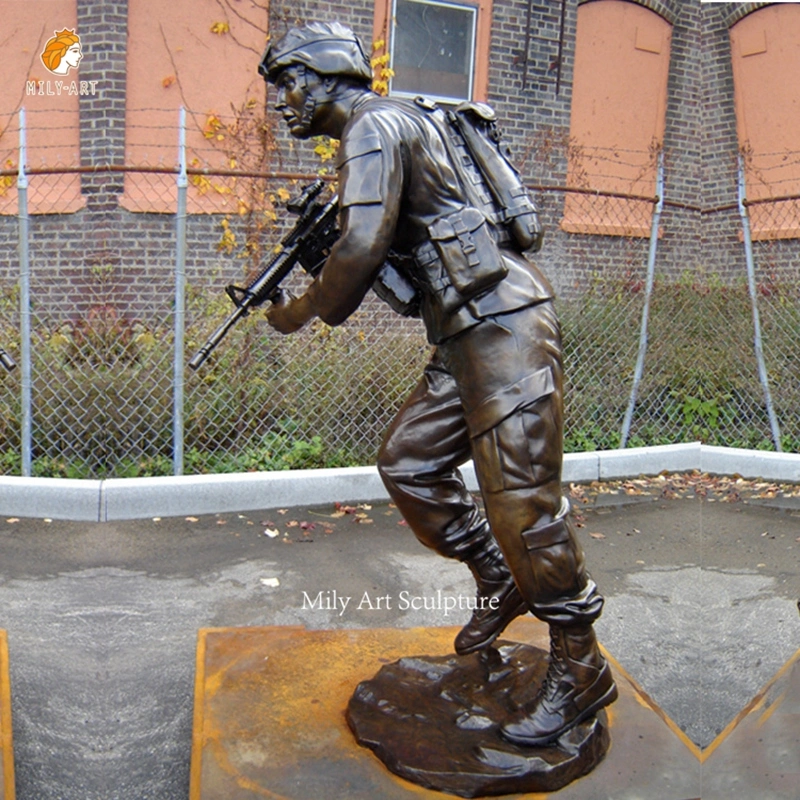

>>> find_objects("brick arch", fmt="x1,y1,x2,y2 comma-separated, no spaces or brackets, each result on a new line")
723,3,774,29
577,0,676,26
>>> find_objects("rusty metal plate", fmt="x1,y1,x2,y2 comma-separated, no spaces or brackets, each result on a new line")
190,618,701,799
701,649,800,800
0,631,14,800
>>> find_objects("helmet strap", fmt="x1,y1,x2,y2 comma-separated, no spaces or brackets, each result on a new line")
295,65,318,129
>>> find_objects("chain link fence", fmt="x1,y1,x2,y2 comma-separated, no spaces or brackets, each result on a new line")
742,148,800,452
1,108,798,478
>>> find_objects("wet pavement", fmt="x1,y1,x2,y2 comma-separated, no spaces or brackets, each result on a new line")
0,474,798,799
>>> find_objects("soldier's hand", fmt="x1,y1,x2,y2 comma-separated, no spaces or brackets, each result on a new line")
265,289,313,334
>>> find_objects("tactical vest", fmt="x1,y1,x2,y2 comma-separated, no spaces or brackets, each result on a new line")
375,96,543,324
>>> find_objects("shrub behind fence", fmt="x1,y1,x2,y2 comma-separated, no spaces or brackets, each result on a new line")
1,109,799,477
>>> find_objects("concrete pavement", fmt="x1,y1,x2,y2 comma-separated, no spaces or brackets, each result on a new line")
0,476,798,798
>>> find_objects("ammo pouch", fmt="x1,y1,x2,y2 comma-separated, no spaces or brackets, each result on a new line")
414,207,507,313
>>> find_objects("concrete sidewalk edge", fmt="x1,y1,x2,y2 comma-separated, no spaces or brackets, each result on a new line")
1,442,799,522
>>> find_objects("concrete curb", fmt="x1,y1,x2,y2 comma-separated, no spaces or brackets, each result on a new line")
1,443,798,522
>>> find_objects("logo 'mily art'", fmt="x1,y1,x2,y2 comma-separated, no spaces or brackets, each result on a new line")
27,28,97,96
41,29,83,75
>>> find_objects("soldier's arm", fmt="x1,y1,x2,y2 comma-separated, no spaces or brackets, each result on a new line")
266,118,402,333
306,202,398,325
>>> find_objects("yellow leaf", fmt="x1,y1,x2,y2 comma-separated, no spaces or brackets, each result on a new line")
135,331,156,349
210,21,230,35
162,75,176,88
277,187,291,202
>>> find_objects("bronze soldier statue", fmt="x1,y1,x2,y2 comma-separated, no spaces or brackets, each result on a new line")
260,21,617,746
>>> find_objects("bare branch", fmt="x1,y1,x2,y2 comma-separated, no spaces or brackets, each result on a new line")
219,0,269,35
158,22,206,136
213,0,264,56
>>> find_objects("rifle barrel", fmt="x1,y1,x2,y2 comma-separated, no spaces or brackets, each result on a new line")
188,306,248,370
187,192,338,371
188,243,299,370
0,347,15,372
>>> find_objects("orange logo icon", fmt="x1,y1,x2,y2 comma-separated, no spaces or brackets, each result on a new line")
41,29,83,75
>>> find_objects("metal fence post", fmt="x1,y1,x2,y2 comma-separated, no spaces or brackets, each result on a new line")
620,152,664,447
17,108,32,476
173,107,188,475
738,154,782,451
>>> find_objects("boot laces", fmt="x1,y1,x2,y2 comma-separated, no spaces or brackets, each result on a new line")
540,628,568,701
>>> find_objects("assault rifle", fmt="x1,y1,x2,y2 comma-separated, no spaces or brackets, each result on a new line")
189,180,338,370
189,180,420,370
0,346,16,372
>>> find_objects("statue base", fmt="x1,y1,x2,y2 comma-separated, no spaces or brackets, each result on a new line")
346,641,610,798
190,622,705,799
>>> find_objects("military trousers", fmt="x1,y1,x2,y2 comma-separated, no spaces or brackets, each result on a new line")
377,300,603,626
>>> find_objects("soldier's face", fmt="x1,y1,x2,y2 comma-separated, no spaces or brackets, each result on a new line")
274,65,318,139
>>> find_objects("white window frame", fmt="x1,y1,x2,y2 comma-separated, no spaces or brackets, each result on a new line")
388,0,478,104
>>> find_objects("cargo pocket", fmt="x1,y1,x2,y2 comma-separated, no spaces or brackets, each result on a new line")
428,207,507,299
471,392,560,494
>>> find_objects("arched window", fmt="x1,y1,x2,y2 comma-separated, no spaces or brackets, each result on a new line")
0,0,84,215
562,0,671,236
730,4,800,240
121,0,268,213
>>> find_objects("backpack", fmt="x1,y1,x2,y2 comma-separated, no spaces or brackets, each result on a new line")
414,96,543,253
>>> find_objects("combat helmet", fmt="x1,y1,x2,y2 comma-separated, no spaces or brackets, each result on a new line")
259,22,372,84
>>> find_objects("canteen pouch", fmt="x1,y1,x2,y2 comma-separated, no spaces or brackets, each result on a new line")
427,207,507,301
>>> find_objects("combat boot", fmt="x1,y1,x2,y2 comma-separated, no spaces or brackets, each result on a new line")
455,537,528,655
500,623,617,746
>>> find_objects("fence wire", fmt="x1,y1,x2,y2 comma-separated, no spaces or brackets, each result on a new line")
2,109,799,478
745,190,800,452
